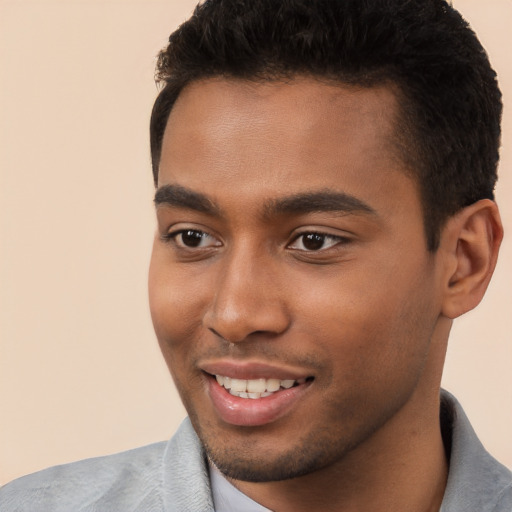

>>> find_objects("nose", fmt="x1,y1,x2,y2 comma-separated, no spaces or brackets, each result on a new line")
203,249,290,343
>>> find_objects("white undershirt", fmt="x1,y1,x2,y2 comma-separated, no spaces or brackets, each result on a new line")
209,461,272,512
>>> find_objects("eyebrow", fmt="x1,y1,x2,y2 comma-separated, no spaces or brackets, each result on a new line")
154,184,376,218
264,190,377,218
154,184,220,215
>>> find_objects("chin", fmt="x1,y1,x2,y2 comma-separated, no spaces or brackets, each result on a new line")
198,421,359,483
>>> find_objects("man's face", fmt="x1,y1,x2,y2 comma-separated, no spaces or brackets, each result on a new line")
149,78,447,481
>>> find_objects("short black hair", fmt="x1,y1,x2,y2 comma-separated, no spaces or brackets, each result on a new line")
150,0,502,251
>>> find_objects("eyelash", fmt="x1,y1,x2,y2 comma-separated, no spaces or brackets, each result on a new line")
288,231,350,252
162,229,220,249
162,228,350,253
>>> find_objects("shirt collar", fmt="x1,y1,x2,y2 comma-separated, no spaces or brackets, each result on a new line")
209,460,272,512
439,389,512,511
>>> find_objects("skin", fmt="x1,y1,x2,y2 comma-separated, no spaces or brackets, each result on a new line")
148,77,502,512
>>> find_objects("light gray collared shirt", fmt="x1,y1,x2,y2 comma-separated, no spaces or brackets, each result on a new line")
209,461,270,512
1,390,511,511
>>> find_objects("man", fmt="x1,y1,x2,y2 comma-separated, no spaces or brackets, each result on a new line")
1,0,510,510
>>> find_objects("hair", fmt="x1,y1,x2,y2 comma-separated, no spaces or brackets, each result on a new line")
150,0,502,251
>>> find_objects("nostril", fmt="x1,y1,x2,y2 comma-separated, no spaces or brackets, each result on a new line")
204,299,291,342
208,327,244,344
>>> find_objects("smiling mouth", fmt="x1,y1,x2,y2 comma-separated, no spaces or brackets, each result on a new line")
214,375,314,399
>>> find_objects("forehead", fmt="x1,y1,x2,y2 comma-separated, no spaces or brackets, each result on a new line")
162,77,402,179
158,77,418,221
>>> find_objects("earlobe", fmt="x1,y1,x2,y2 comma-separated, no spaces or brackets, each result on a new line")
441,199,503,319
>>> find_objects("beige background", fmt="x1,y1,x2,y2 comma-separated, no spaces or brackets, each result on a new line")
0,0,510,485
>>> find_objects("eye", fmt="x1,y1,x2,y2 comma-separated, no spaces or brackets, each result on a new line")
166,229,221,249
288,232,346,252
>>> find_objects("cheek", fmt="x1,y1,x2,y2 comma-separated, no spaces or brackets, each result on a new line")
148,248,205,362
148,253,210,408
292,256,438,382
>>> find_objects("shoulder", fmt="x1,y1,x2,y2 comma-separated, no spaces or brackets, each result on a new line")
0,418,214,512
441,390,512,512
0,440,168,512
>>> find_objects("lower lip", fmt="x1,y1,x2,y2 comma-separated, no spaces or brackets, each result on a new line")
205,375,312,427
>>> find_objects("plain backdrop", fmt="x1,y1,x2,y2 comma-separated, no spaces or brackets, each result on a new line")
0,0,511,485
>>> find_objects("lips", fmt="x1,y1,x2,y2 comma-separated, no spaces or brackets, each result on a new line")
201,362,314,426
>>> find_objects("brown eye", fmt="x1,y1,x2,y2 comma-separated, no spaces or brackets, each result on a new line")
288,232,347,252
302,233,326,251
180,230,205,247
168,229,221,249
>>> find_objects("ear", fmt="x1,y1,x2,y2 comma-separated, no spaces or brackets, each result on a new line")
440,199,503,319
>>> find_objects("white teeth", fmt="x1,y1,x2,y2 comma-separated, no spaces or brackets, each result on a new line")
266,379,281,392
215,375,305,398
230,378,247,392
247,378,267,393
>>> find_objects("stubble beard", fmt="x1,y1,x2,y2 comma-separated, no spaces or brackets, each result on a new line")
203,428,347,482
187,394,410,484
